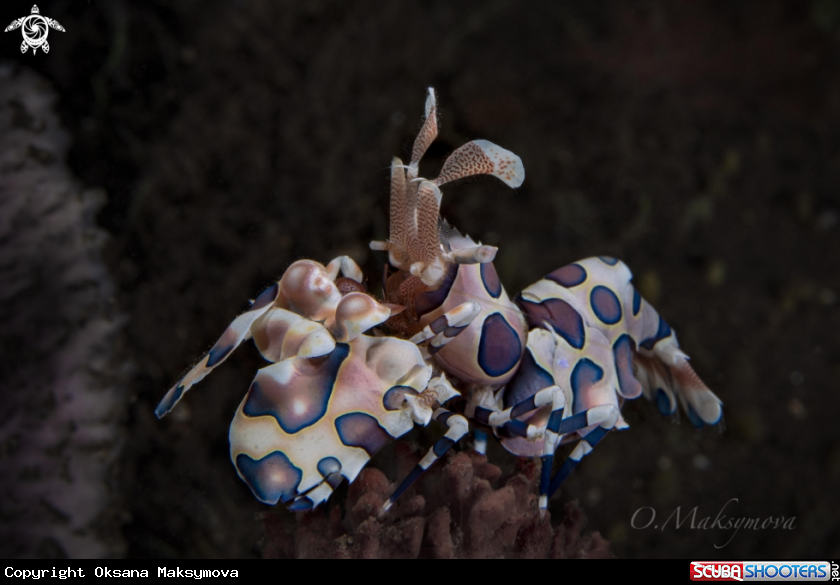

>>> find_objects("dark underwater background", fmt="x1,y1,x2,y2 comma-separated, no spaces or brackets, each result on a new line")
2,0,839,558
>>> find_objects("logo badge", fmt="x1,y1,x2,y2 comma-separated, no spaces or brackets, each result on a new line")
5,5,65,55
691,561,835,582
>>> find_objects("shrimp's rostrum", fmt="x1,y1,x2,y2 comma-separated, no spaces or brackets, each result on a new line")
157,88,722,515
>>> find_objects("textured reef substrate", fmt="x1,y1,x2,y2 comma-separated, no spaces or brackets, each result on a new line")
261,446,611,559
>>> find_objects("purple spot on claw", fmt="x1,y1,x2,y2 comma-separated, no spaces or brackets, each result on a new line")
546,263,587,288
570,358,604,404
590,285,622,325
250,282,279,312
504,347,555,409
430,315,449,333
235,451,302,505
613,334,642,399
317,457,341,478
382,385,418,411
477,313,523,378
632,286,642,316
516,295,585,349
640,316,672,350
335,412,393,456
288,497,314,512
243,343,349,434
415,263,458,317
480,262,502,298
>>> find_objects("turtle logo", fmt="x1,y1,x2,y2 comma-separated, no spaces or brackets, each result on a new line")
5,5,65,55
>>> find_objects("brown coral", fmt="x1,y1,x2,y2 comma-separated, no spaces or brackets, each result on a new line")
260,444,611,559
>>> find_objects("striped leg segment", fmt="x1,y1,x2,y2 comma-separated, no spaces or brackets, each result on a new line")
155,282,280,418
499,419,541,440
547,429,609,500
468,385,567,513
544,404,620,505
466,385,565,431
467,385,565,446
379,409,469,517
409,301,481,349
536,387,571,515
473,429,489,456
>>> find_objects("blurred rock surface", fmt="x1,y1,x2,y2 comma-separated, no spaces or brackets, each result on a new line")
0,63,126,559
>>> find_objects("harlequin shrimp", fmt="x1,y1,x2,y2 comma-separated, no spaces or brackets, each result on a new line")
155,255,463,510
156,88,723,516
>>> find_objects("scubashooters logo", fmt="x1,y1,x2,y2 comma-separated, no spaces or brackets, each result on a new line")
690,561,833,582
5,5,65,54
